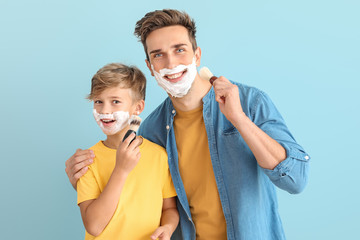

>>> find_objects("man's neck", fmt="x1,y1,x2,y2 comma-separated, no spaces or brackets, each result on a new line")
170,74,212,112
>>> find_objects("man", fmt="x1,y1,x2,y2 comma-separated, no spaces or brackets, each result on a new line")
66,9,310,240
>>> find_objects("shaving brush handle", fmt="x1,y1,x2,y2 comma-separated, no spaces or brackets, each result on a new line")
210,76,218,85
123,129,136,143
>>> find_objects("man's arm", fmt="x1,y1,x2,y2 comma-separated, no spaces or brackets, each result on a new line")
151,197,179,240
78,134,141,236
65,149,94,189
213,76,286,170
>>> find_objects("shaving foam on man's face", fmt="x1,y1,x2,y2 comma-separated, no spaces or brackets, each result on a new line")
151,57,197,98
93,109,130,135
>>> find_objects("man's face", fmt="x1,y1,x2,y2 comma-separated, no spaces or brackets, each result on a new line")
145,25,201,83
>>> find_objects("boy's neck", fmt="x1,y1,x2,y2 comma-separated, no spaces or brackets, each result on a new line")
103,127,129,149
170,74,212,112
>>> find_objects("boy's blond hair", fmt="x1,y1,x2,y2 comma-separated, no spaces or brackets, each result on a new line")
88,63,146,101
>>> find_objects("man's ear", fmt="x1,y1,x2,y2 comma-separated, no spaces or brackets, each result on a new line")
195,47,201,67
145,59,154,76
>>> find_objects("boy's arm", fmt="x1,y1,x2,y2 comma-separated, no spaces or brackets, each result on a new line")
151,197,179,240
79,134,141,236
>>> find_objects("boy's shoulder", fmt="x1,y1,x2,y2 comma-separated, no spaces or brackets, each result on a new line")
89,141,106,152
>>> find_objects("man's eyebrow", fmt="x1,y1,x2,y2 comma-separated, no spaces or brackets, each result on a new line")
149,49,161,55
172,43,187,49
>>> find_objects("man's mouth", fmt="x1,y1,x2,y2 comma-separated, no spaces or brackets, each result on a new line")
164,70,187,83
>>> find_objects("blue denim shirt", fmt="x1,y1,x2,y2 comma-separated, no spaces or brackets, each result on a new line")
138,81,310,240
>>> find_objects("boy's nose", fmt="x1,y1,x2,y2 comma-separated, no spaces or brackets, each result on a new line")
100,104,112,114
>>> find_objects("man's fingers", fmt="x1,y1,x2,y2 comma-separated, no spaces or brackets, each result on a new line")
73,166,89,182
73,159,92,173
151,227,164,239
72,150,94,165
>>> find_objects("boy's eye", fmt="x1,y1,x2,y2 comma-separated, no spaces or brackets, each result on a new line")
113,100,121,104
94,100,102,104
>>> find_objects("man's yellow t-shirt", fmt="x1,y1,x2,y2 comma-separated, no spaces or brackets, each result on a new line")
173,106,227,239
77,138,177,240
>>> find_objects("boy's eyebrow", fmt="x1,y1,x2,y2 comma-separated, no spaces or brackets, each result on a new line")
149,43,188,55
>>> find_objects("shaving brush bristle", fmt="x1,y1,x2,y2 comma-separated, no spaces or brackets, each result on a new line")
199,67,218,85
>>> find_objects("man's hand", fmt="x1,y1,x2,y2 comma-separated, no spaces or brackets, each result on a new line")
213,76,245,124
65,149,94,190
150,226,171,240
115,133,142,176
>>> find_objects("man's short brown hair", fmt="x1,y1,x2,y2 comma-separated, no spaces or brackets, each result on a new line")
88,63,146,101
134,9,197,61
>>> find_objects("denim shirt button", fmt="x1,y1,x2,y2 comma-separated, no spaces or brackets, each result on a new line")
166,125,170,130
304,155,309,160
172,110,176,114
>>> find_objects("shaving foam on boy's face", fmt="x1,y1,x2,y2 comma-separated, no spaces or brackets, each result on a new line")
151,57,197,98
93,109,130,135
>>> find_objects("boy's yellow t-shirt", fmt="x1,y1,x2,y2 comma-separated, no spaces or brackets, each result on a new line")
173,106,227,239
77,137,177,240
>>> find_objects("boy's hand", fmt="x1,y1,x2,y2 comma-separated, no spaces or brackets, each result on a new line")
213,76,245,124
65,149,95,189
115,133,141,176
150,226,171,240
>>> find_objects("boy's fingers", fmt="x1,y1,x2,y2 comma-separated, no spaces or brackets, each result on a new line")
121,132,136,148
127,136,141,151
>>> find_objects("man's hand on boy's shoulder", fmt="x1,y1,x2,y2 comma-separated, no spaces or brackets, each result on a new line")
65,149,95,190
151,225,172,240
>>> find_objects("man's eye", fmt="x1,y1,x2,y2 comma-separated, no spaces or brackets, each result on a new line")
177,49,184,53
154,53,162,58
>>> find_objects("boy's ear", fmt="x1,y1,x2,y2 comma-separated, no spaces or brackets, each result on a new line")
134,99,145,115
195,47,201,67
145,59,154,76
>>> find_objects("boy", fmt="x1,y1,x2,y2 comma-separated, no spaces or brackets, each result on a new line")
76,63,179,240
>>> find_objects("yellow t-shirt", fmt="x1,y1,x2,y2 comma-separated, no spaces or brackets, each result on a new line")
174,106,227,240
77,137,177,240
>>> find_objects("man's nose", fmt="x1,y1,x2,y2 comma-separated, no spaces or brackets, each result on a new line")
166,55,177,69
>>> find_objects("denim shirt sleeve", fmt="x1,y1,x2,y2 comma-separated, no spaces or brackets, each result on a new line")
250,90,310,194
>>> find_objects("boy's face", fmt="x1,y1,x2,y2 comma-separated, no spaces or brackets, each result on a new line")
93,86,140,132
145,25,201,82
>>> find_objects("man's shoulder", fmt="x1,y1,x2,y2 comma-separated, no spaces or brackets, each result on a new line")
138,98,170,148
230,80,264,95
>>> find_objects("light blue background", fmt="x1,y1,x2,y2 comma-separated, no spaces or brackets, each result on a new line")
1,0,359,239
